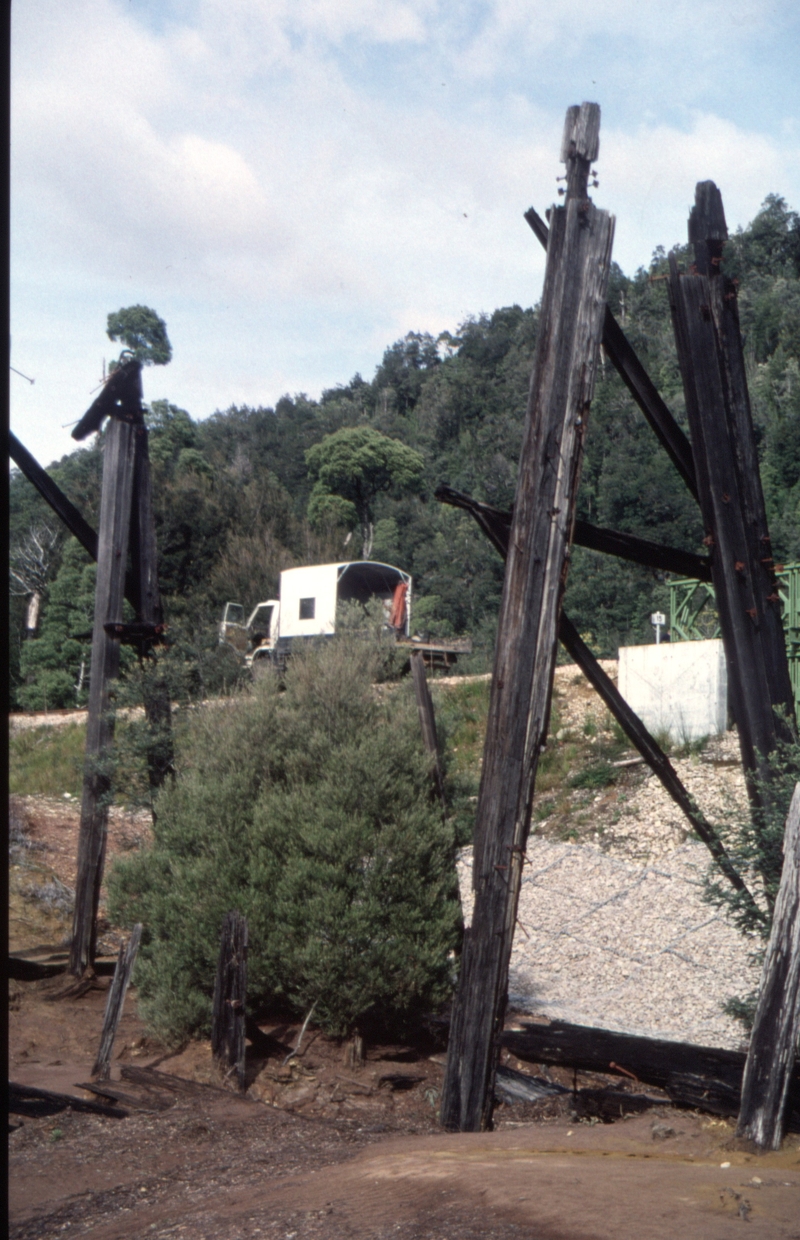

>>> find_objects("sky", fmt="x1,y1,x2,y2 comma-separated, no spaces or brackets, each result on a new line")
10,0,800,467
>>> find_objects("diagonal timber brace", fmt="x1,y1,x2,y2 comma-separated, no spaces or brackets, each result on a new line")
435,484,712,581
436,484,759,917
525,206,698,501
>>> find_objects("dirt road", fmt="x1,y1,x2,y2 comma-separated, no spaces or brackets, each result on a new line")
10,1095,800,1239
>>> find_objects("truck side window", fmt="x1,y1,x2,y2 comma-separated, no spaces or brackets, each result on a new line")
299,598,315,620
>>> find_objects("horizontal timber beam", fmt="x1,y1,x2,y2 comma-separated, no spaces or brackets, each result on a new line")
499,1019,800,1129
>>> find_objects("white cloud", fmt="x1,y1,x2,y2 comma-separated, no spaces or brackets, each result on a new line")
10,0,800,469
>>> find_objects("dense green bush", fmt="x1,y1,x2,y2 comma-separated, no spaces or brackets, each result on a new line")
108,637,462,1043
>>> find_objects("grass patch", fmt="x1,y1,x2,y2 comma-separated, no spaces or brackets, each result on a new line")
435,678,490,778
8,717,162,805
9,724,86,798
568,760,617,791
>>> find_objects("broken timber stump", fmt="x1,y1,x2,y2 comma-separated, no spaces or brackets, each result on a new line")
211,911,248,1091
411,650,446,809
92,923,142,1081
70,372,141,976
440,102,614,1132
737,783,800,1148
667,182,795,831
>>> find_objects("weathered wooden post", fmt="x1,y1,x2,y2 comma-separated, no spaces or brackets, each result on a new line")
70,365,142,976
211,911,248,1091
130,424,173,793
92,923,143,1080
10,423,174,798
737,784,800,1149
440,103,614,1131
667,182,795,837
410,650,446,809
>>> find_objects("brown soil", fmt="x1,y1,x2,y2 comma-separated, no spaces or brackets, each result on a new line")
9,794,152,956
9,794,800,1238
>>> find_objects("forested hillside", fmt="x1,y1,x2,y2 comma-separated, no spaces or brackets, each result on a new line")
10,196,800,711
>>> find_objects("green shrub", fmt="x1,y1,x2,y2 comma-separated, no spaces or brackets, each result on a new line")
568,761,617,791
108,637,462,1043
705,724,800,938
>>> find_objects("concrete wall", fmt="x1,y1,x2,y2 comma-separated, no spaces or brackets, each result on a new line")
618,639,727,743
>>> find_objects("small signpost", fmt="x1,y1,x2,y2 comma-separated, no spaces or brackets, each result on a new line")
650,611,666,644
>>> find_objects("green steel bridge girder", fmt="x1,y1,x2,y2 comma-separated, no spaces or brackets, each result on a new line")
668,562,800,716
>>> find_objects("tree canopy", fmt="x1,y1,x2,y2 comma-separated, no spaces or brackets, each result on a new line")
107,305,173,367
9,193,800,708
305,425,425,556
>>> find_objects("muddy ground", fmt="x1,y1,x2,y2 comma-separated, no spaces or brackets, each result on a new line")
9,970,800,1240
8,763,800,1238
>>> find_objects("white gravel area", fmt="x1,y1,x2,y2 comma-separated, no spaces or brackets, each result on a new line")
458,836,762,1051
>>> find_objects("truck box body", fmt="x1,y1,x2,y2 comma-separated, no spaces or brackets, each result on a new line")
278,561,411,642
220,561,413,666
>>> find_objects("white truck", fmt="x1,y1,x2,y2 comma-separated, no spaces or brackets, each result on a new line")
219,560,470,669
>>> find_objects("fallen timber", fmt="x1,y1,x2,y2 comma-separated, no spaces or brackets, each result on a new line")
499,1019,800,1131
8,1081,129,1120
436,483,760,916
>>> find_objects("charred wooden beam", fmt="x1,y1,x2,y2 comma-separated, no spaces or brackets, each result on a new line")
10,429,173,793
70,403,139,977
499,1019,800,1129
211,911,248,1091
525,206,698,500
441,104,615,1133
9,430,139,611
559,613,757,909
738,784,800,1148
435,484,711,581
10,430,99,562
667,183,796,831
71,358,142,441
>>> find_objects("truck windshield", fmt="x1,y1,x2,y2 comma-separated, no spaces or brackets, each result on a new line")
250,604,274,631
